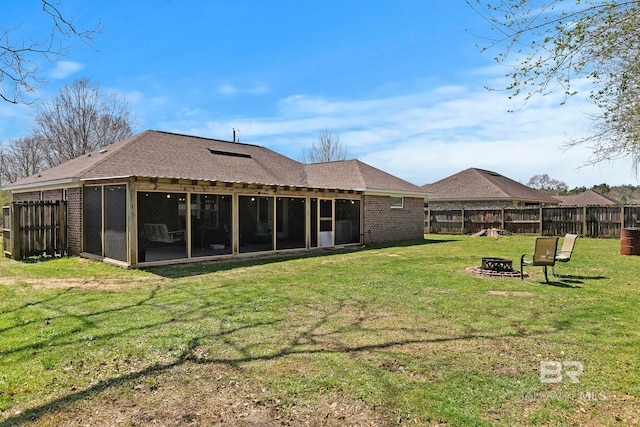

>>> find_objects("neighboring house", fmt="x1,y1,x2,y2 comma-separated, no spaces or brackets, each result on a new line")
555,190,620,206
423,167,560,209
5,130,425,267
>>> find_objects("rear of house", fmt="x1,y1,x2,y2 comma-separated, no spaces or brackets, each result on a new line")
423,168,560,209
5,130,425,267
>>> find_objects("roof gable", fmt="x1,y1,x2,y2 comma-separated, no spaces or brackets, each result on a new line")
556,190,620,206
304,159,423,194
423,168,559,204
7,130,306,188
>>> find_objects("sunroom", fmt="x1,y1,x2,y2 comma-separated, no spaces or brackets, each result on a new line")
81,179,362,266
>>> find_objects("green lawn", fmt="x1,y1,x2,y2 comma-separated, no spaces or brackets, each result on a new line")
0,235,638,426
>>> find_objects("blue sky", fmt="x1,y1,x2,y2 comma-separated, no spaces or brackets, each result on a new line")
1,0,636,188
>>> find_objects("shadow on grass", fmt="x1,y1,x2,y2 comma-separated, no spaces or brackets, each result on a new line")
524,273,609,288
520,276,584,288
0,286,166,358
145,238,453,279
0,283,546,426
542,281,583,288
0,287,74,318
0,326,550,426
552,274,608,281
366,238,459,248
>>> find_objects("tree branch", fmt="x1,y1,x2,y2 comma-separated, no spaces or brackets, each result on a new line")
0,0,101,104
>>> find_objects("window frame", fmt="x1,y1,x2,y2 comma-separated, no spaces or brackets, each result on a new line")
390,196,404,209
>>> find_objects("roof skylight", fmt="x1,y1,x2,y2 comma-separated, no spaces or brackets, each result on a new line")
208,148,251,159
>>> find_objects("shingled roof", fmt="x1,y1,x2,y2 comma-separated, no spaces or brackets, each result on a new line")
422,167,559,204
555,190,620,206
304,159,424,195
6,130,424,195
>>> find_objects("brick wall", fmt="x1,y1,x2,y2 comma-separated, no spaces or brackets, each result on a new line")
12,191,41,202
66,188,82,255
363,195,424,244
42,189,64,202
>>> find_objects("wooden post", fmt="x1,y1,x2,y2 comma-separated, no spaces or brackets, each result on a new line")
185,192,192,260
539,206,543,236
59,201,67,256
126,184,135,265
47,202,53,256
10,203,20,260
1,206,8,257
232,192,239,254
306,195,311,248
461,208,465,234
583,206,588,237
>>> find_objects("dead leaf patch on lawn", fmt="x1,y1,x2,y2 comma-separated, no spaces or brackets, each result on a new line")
487,290,534,297
0,276,159,290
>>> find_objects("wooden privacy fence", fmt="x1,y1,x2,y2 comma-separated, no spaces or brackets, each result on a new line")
2,201,67,260
426,205,640,238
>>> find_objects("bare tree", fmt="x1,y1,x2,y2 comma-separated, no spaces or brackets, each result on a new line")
527,174,568,196
0,136,46,184
468,1,640,172
302,128,348,163
1,1,101,104
33,77,134,168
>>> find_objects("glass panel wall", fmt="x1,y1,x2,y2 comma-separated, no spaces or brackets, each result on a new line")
190,194,232,257
137,192,187,262
275,197,306,250
239,196,273,253
104,185,127,262
335,199,361,244
83,186,103,256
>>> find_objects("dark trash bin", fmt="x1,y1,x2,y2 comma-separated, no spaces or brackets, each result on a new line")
620,227,640,256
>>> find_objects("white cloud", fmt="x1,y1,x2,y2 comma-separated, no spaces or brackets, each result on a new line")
259,88,635,187
111,73,640,189
216,82,271,95
49,61,85,79
216,83,237,95
247,84,271,95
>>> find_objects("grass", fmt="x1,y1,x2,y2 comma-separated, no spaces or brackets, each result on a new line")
0,235,638,426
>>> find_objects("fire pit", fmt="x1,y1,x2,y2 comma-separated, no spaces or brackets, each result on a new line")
481,257,513,272
466,256,525,278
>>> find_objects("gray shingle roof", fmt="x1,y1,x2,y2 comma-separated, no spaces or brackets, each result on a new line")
304,159,424,194
6,130,424,195
555,190,620,206
422,167,559,204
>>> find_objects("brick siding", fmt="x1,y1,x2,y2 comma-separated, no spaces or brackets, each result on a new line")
42,189,64,202
12,191,41,203
363,195,424,244
66,188,82,255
